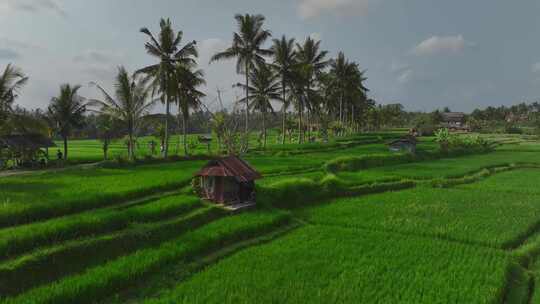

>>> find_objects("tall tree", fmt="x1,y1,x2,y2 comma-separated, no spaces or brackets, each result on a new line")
329,52,350,123
295,37,329,140
137,18,197,158
270,35,296,144
210,13,272,151
47,84,86,160
173,64,206,155
0,64,28,128
89,66,155,160
237,63,280,149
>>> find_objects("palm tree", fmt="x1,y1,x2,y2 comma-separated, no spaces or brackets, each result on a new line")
0,64,28,126
270,35,296,144
89,66,155,160
47,84,86,160
173,64,206,156
137,18,197,158
210,13,272,150
329,53,369,133
296,37,329,139
236,63,280,149
289,63,310,143
329,52,349,123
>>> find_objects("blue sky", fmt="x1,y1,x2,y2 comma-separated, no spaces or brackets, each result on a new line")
1,0,540,113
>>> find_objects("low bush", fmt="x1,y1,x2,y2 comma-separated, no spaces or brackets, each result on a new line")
324,141,494,174
258,174,415,209
324,153,415,173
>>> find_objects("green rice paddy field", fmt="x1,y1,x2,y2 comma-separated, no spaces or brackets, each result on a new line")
1,132,540,303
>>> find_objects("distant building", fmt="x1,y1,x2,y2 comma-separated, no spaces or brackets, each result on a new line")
441,112,469,132
194,156,262,209
505,113,529,123
388,135,417,154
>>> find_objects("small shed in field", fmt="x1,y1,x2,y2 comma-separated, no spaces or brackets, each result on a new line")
441,112,469,132
388,135,417,154
194,156,262,206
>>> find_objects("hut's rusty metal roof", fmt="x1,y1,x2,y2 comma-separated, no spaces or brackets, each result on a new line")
195,156,262,182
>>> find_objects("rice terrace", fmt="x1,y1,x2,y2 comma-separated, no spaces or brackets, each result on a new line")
2,1,540,303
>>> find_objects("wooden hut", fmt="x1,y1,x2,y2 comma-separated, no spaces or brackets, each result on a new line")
441,112,469,132
388,135,417,154
194,156,262,207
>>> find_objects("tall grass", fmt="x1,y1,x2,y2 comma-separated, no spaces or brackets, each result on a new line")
258,174,414,209
0,206,223,297
2,210,290,304
146,226,509,304
0,194,200,260
296,184,540,249
0,161,206,228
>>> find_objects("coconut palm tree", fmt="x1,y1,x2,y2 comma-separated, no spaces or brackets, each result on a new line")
210,13,272,150
137,18,197,158
173,64,206,156
237,63,281,149
88,66,155,160
329,53,369,133
0,64,28,126
270,35,296,144
289,63,311,143
47,84,86,160
296,37,329,138
329,52,349,123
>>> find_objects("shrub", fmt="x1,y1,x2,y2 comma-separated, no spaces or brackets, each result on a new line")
258,175,415,209
324,154,415,173
505,124,523,134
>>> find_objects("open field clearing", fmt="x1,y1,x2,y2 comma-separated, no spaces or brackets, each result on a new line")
144,225,509,304
0,209,290,303
296,184,540,248
0,194,200,260
0,161,206,227
0,134,415,228
458,168,540,195
363,150,540,180
1,133,540,303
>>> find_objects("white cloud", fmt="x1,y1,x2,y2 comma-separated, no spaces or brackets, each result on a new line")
309,32,322,41
73,50,123,64
197,38,243,112
198,38,228,65
0,0,66,17
412,35,472,56
532,62,540,73
397,69,413,84
297,0,375,19
0,37,43,50
0,37,44,61
0,48,20,60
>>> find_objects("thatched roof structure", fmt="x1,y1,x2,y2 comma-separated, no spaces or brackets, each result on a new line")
0,134,56,150
195,156,262,183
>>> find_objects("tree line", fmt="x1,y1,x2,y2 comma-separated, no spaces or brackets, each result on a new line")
0,14,395,161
